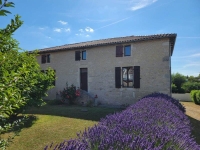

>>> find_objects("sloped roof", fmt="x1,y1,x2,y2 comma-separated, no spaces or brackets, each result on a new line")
37,33,177,55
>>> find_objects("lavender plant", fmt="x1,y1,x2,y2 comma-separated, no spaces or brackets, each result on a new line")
142,92,186,112
44,93,200,150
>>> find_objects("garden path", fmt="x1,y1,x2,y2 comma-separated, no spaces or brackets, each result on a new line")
181,102,200,121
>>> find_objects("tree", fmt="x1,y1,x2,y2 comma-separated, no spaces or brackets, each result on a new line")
171,73,186,93
0,1,55,148
182,82,200,93
0,0,14,16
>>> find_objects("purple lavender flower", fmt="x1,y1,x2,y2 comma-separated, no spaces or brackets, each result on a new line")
45,93,200,150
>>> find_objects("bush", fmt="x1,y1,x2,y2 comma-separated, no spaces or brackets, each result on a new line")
59,83,80,104
190,90,200,105
172,83,177,93
44,93,199,150
182,82,200,93
142,92,185,112
172,73,187,93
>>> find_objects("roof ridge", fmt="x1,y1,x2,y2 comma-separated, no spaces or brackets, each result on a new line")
37,33,177,52
63,33,176,46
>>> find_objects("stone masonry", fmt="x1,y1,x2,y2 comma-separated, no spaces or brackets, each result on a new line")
36,35,175,106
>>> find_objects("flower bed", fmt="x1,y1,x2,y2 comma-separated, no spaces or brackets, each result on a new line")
44,93,200,150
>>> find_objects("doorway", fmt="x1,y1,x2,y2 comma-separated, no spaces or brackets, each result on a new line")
80,68,88,91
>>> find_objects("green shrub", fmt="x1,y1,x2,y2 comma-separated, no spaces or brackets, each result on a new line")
172,73,187,93
182,82,200,93
172,83,177,93
59,83,80,104
190,90,200,105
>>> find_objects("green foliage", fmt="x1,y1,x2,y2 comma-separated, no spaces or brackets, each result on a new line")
0,0,14,16
0,46,55,118
0,15,23,53
188,75,200,83
171,73,186,93
190,90,200,105
0,1,55,148
0,115,37,149
59,83,80,104
171,83,177,93
182,82,200,93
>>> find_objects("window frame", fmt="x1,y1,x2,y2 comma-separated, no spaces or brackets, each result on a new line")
115,66,140,89
46,54,50,63
75,50,87,61
124,45,131,56
82,50,86,60
122,66,134,88
41,54,50,64
116,45,131,57
41,55,46,64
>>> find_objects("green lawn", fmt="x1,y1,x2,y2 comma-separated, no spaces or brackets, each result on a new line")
5,102,122,150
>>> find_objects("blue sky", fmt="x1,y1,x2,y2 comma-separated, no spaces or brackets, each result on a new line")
1,0,200,76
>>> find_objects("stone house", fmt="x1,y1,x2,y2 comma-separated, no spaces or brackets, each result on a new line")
36,33,177,105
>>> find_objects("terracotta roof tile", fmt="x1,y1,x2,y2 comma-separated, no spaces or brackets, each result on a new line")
37,33,177,55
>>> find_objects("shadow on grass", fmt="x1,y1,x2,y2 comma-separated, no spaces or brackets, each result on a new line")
188,116,200,145
2,115,38,134
24,101,123,121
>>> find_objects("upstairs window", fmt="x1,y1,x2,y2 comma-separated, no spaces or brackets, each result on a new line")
124,45,131,56
75,50,87,61
116,45,131,57
46,54,50,63
82,50,86,60
41,54,50,64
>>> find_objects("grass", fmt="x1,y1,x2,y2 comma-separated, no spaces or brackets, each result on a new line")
3,101,200,149
4,101,122,150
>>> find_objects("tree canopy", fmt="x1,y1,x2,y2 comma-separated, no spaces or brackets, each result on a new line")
0,1,55,148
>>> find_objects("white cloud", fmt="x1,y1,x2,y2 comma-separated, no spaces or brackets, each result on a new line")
64,28,70,32
131,0,158,11
58,20,68,25
95,17,131,31
75,33,90,38
189,53,200,57
54,28,62,32
38,26,49,30
173,52,200,59
183,62,200,68
54,28,70,33
79,29,84,32
85,27,94,33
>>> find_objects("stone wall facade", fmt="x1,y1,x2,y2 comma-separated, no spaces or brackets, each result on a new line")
37,38,171,105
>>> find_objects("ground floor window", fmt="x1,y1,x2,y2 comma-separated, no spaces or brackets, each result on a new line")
122,67,133,87
115,66,140,88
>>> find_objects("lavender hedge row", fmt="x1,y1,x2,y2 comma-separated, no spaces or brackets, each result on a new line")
44,93,200,150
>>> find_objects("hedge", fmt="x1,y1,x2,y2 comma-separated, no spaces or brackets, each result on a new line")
190,90,200,105
44,93,200,150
